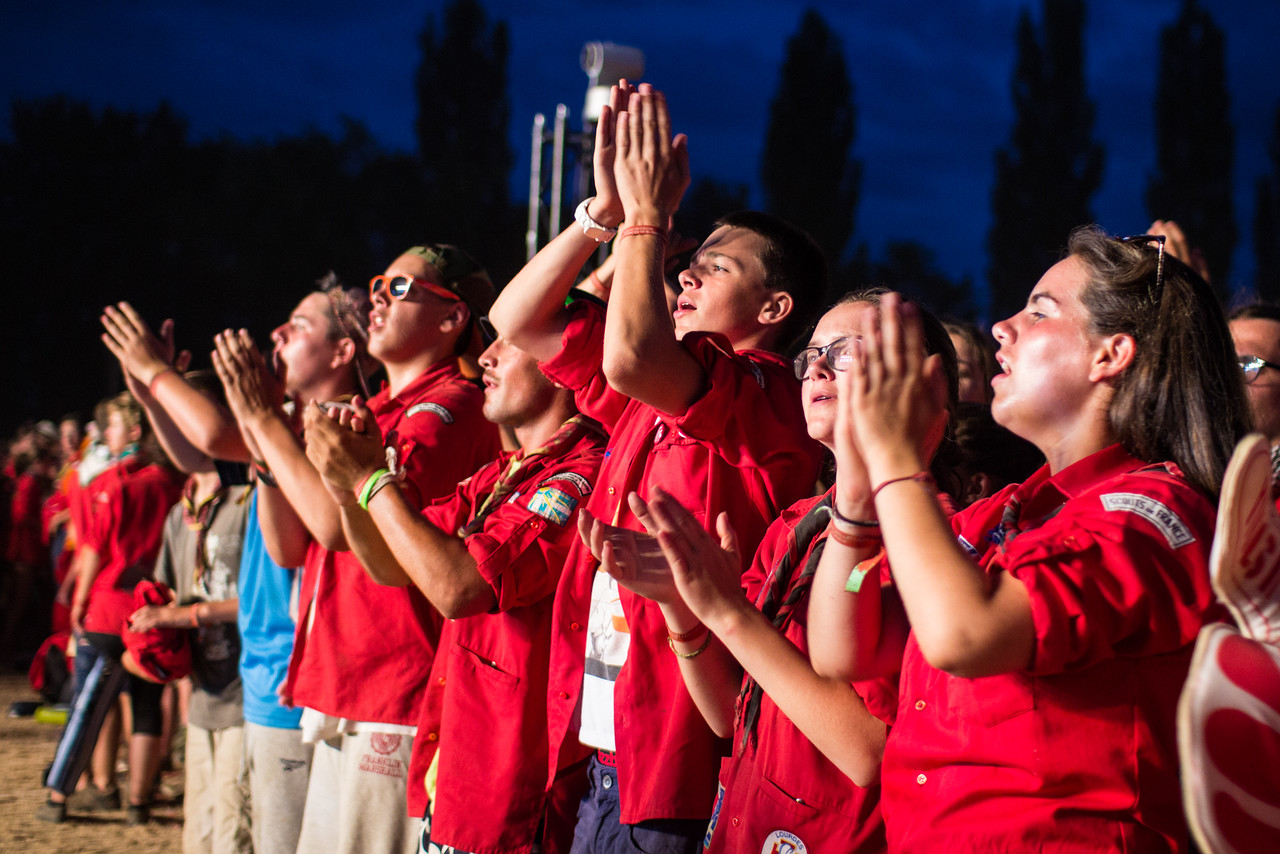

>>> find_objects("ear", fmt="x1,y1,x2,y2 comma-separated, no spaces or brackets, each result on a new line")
127,423,144,445
1088,333,1136,383
329,336,356,369
440,301,471,334
963,471,994,505
757,291,793,328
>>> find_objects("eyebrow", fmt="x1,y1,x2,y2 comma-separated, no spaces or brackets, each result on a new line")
1029,292,1059,307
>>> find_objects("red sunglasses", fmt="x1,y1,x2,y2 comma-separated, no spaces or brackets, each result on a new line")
369,274,460,303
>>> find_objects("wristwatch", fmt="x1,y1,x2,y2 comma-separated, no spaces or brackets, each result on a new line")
574,197,619,243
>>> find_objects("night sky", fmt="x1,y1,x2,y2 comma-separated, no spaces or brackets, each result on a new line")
5,0,1279,309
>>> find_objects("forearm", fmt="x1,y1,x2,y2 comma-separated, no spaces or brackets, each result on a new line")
366,485,494,618
715,602,886,786
256,480,312,568
660,601,742,738
150,371,251,462
602,231,700,414
806,536,889,680
489,223,605,362
136,388,213,475
71,549,101,610
250,414,346,550
339,502,412,588
875,479,1033,677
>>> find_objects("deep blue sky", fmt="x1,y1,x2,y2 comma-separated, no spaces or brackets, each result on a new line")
5,1,1279,311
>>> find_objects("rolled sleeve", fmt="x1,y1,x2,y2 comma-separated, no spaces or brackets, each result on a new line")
537,301,628,431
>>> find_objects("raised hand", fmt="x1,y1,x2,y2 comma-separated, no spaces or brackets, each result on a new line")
641,488,749,632
587,80,636,229
577,498,680,606
101,302,189,385
302,398,385,502
211,329,285,430
612,85,690,225
838,293,948,487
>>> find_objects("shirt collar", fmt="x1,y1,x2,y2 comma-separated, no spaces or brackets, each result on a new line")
370,357,466,414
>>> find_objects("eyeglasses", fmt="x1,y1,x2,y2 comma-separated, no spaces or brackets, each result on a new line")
369,274,460,303
1238,355,1280,384
1117,234,1167,305
793,337,857,380
477,316,498,346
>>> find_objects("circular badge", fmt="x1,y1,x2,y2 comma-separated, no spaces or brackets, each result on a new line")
761,830,807,854
370,733,403,755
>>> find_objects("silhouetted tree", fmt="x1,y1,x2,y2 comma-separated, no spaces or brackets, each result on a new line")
415,0,521,281
987,0,1103,320
675,178,751,246
1147,0,1235,297
1253,104,1280,301
760,8,860,271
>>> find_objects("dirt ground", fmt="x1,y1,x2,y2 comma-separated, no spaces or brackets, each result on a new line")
0,669,184,853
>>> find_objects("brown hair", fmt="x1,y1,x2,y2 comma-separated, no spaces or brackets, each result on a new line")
1070,225,1251,496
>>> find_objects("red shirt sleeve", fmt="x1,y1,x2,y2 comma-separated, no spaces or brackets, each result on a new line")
391,382,500,511
537,300,629,432
998,475,1216,676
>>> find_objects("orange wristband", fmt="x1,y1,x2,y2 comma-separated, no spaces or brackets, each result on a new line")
618,225,668,241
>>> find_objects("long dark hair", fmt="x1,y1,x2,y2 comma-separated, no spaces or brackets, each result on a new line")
1071,225,1250,496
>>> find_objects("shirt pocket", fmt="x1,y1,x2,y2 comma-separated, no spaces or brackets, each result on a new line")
450,639,520,690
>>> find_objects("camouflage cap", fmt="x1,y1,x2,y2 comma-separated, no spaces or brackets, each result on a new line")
405,244,496,317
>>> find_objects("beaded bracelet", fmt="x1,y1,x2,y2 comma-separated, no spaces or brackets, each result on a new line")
618,225,668,241
668,628,713,659
871,472,936,501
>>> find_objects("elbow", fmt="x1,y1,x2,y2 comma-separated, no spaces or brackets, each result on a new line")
838,751,883,789
436,582,494,620
914,628,991,679
601,348,646,398
265,539,307,570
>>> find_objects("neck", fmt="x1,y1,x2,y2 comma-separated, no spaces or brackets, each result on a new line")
1039,410,1116,475
511,398,579,452
192,469,222,502
295,373,358,406
383,345,454,398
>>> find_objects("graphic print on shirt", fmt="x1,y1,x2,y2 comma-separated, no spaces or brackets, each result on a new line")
579,571,630,751
760,830,807,854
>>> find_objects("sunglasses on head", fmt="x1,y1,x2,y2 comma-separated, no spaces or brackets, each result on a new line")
369,274,460,303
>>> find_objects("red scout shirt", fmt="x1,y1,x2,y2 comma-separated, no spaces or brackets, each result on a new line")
883,445,1220,852
283,359,500,725
539,301,823,824
407,419,606,853
7,469,47,565
705,491,895,854
82,457,185,636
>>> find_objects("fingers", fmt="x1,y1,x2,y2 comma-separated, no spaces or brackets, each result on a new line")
627,491,660,535
175,350,192,372
715,512,740,563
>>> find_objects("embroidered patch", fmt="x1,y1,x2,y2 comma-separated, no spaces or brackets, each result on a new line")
958,534,980,559
544,471,593,497
527,487,577,525
406,402,454,424
760,830,807,854
1100,492,1195,548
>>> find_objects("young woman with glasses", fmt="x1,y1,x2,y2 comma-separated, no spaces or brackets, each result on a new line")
805,225,1249,850
579,289,960,852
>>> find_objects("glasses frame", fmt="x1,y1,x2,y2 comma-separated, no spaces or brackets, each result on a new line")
1116,233,1167,305
369,274,460,304
1238,355,1280,384
793,336,855,380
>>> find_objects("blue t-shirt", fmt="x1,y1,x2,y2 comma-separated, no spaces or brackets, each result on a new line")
237,489,303,728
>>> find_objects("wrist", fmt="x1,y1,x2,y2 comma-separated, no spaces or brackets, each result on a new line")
866,451,927,491
623,206,669,228
586,196,623,229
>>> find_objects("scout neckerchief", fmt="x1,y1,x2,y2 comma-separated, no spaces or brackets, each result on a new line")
459,415,604,537
182,476,225,593
738,493,834,750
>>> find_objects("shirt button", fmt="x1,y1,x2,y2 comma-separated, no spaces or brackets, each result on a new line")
427,732,439,742
607,487,616,495
917,773,927,785
438,676,446,686
570,622,581,631
731,817,740,827
602,774,613,789
915,700,926,711
559,691,570,700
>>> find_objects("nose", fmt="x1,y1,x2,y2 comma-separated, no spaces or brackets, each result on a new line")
478,338,501,370
678,268,699,290
270,322,288,345
370,283,389,309
991,317,1013,345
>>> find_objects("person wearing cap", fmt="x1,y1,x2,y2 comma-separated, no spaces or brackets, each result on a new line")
214,244,502,854
102,273,372,854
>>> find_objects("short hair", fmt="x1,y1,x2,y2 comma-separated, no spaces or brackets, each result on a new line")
104,391,146,436
313,271,377,397
1229,302,1280,324
714,211,827,351
1070,225,1251,496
